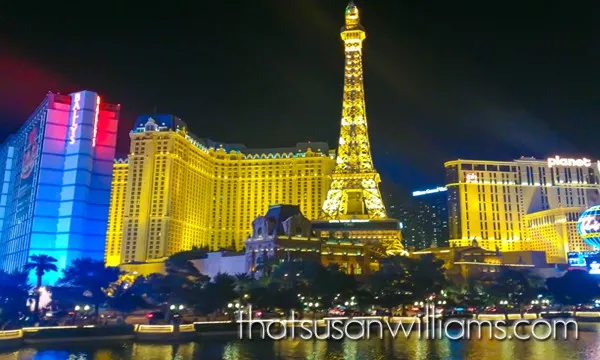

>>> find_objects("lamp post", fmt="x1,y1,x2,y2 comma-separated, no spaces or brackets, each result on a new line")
168,304,185,325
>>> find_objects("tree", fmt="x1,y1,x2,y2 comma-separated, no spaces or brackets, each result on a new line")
367,256,415,314
166,248,208,273
197,273,237,315
0,271,29,329
546,270,600,305
234,273,255,294
409,254,448,301
254,255,279,278
107,285,148,317
488,268,534,308
23,254,57,318
57,258,121,317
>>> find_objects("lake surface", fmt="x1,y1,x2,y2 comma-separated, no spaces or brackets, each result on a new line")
2,324,600,360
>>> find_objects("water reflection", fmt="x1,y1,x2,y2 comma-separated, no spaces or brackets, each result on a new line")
3,326,600,360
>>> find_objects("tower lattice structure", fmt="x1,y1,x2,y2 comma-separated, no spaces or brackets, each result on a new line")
322,2,387,220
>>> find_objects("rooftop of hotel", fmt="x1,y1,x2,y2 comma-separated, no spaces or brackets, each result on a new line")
445,155,596,166
130,114,331,157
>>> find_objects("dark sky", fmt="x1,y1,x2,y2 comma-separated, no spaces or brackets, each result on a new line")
1,1,599,198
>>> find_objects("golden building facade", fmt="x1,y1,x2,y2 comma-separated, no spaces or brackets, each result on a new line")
105,115,334,266
445,156,600,263
525,207,594,262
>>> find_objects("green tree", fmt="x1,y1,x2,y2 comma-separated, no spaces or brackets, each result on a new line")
367,256,415,314
488,268,533,308
409,254,448,301
255,255,280,278
204,273,238,313
234,273,255,294
107,285,148,317
58,258,121,317
24,254,57,318
0,271,29,329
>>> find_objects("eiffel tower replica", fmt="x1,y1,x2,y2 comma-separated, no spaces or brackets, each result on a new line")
314,2,405,262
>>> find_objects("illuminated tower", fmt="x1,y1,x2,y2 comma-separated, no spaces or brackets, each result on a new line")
322,2,387,220
314,2,404,259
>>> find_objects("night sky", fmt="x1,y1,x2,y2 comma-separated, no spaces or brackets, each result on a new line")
1,1,599,198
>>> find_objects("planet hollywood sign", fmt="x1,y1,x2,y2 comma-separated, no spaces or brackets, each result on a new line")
547,156,592,168
577,205,600,248
578,215,600,235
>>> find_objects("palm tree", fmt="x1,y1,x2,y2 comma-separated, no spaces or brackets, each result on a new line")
233,273,254,294
24,255,58,318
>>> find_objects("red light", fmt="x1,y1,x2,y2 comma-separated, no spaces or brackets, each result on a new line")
92,95,101,147
256,311,262,316
145,313,154,319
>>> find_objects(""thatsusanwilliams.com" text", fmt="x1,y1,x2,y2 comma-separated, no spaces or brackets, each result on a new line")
237,305,578,341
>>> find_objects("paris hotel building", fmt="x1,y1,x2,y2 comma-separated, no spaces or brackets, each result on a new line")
105,115,335,266
445,156,600,263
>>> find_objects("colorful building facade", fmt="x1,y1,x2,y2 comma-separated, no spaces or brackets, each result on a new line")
0,91,120,282
445,156,600,263
105,115,334,266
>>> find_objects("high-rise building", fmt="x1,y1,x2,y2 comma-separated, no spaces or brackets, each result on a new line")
0,91,120,282
445,156,600,263
105,115,334,266
400,186,449,250
314,2,404,259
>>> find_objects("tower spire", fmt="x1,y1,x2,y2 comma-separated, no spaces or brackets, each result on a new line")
321,3,387,220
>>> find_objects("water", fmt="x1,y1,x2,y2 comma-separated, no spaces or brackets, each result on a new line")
2,325,600,360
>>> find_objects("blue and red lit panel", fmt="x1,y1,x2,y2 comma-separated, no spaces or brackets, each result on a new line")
27,90,120,282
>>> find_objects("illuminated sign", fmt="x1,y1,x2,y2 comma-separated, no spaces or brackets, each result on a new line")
92,96,101,147
577,205,600,248
579,215,600,234
547,156,591,168
465,173,477,183
590,262,600,275
412,187,447,197
69,93,81,145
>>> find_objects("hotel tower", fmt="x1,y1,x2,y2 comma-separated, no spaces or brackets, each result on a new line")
105,115,334,266
445,156,600,263
0,91,120,282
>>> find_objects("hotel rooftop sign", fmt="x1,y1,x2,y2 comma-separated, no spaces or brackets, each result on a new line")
547,156,592,168
412,187,448,197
